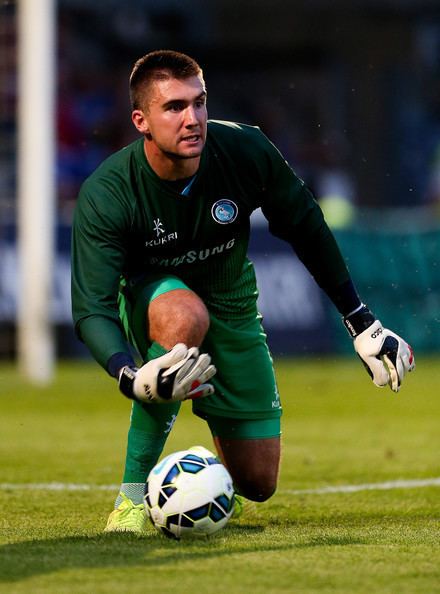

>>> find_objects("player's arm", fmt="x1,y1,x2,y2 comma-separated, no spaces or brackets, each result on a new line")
71,183,133,371
290,216,414,391
258,136,415,391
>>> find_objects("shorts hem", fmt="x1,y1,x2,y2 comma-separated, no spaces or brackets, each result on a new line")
193,406,282,421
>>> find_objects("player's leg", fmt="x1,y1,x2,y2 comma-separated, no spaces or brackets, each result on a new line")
147,287,210,349
105,396,180,533
106,276,210,533
193,312,282,503
211,426,280,502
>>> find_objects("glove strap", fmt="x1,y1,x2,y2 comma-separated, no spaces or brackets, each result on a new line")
343,304,376,338
118,365,138,399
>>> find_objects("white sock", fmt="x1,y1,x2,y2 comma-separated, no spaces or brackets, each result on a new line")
115,483,145,507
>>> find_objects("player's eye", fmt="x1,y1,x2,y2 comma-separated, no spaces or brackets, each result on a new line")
167,102,184,112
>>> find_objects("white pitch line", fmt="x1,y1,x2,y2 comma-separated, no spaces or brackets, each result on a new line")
1,477,440,494
280,477,440,495
0,482,119,491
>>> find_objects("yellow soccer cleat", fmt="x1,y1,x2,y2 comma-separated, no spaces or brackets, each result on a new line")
104,492,149,535
231,494,257,520
231,494,244,519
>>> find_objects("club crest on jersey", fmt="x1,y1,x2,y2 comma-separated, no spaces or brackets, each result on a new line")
211,199,238,224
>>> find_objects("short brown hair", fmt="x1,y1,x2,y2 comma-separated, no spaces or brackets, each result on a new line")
129,49,203,110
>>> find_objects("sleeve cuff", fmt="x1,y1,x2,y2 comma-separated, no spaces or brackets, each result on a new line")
106,352,136,378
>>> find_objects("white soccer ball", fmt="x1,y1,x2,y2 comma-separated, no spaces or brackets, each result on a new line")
144,446,235,539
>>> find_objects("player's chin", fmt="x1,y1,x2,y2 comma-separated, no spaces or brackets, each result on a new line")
179,136,205,154
177,145,204,159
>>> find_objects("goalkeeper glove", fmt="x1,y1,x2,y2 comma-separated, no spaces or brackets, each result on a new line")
118,343,216,404
343,305,415,392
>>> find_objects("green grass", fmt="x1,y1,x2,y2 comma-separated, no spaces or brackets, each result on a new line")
0,356,439,594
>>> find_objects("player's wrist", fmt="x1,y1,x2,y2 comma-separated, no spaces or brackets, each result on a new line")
343,304,376,338
107,352,137,378
118,365,139,400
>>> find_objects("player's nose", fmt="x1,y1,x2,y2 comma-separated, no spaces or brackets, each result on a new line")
184,106,198,126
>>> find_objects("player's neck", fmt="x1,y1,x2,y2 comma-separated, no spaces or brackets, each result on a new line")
143,140,200,181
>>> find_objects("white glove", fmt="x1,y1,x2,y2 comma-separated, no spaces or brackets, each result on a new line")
354,320,415,392
118,343,216,403
344,306,415,392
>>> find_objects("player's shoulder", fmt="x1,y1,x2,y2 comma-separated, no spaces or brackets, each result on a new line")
207,119,269,146
81,139,141,192
75,139,142,223
77,139,143,212
207,120,279,163
207,119,284,174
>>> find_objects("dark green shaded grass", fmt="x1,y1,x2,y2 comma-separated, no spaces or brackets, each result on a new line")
0,357,439,593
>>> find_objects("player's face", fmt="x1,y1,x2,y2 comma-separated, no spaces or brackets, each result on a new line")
133,74,207,163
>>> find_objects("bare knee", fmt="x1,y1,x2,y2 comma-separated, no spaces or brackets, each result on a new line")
235,473,278,502
148,289,210,349
214,436,280,503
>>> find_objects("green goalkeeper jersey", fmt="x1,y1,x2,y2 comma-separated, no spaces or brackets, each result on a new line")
71,120,350,370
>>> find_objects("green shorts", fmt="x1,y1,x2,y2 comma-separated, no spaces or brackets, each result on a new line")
118,274,281,439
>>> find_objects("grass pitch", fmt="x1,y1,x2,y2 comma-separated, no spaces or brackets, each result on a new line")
0,356,439,594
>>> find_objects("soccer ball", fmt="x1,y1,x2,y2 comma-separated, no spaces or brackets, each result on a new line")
144,446,235,539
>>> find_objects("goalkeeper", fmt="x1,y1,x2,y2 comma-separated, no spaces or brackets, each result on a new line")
71,50,415,534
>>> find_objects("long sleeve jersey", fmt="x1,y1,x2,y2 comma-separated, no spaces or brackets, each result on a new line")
71,120,351,370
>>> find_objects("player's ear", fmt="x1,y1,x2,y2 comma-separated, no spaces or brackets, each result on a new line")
132,109,149,134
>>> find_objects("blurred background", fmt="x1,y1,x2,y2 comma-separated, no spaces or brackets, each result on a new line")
0,0,439,370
